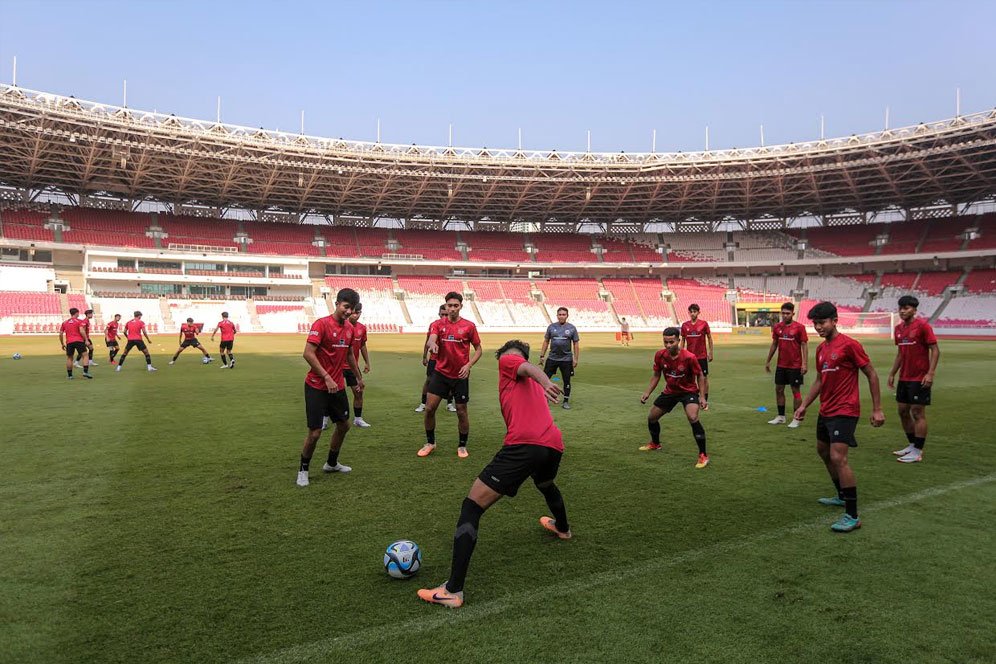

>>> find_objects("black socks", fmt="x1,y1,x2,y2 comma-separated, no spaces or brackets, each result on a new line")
446,498,485,594
777,405,786,416
690,421,706,455
459,432,468,448
426,429,435,445
538,483,570,533
841,486,858,518
300,456,311,472
648,420,661,444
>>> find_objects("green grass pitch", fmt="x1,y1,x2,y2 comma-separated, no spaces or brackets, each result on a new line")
1,331,994,663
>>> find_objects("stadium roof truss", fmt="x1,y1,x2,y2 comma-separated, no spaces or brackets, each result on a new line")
1,85,995,232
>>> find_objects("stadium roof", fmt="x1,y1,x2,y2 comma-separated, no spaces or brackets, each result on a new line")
1,84,995,230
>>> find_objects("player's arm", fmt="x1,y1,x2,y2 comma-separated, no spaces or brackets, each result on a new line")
59,327,66,350
641,370,662,404
886,349,902,389
572,338,580,367
800,341,808,375
427,333,439,357
303,341,339,393
142,326,153,343
210,324,219,341
516,359,562,403
458,341,483,379
421,335,430,366
697,371,707,407
178,330,184,345
923,343,940,387
764,338,777,372
706,330,714,362
346,349,365,391
360,343,371,373
539,335,550,360
793,375,822,421
861,363,886,427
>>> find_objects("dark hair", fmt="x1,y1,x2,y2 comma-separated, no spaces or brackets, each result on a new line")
781,302,795,312
186,317,194,323
807,301,838,321
445,291,463,303
438,304,447,313
69,307,79,316
335,288,360,307
84,309,94,315
663,326,681,338
133,311,142,317
221,311,229,318
353,302,362,313
495,339,530,361
898,295,919,309
114,313,121,318
688,304,700,313
557,307,569,314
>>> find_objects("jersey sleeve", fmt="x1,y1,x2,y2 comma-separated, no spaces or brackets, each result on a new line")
544,324,552,340
652,351,663,373
499,354,525,381
704,321,711,334
922,323,937,346
771,324,779,341
799,325,808,343
690,356,703,375
307,320,324,345
570,326,579,341
850,339,870,369
470,324,481,346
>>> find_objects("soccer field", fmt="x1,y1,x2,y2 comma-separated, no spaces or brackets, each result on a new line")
1,332,994,664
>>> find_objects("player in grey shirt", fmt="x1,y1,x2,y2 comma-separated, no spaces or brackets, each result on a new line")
539,307,580,409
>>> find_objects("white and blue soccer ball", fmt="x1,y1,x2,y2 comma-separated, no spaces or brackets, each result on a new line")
384,540,421,579
12,352,22,360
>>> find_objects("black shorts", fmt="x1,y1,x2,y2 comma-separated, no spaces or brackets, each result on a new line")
344,369,358,388
697,358,709,376
774,367,804,388
65,341,87,358
478,444,563,498
896,380,931,406
427,372,469,404
816,415,859,447
305,384,350,430
105,340,118,348
180,339,201,349
543,358,574,378
219,340,234,351
425,359,437,378
124,339,147,353
652,392,700,413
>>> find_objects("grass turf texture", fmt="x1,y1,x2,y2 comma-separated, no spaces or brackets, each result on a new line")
1,332,994,664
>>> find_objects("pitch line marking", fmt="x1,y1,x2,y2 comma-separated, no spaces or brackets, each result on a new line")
239,472,996,664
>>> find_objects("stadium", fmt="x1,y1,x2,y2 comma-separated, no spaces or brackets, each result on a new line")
2,5,996,663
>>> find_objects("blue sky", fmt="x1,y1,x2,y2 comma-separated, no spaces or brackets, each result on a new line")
1,0,993,153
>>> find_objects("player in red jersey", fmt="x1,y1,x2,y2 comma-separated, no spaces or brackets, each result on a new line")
794,302,885,533
104,313,122,364
59,307,92,380
297,288,364,487
417,339,569,608
169,318,213,365
211,312,238,369
680,304,713,409
74,309,99,367
640,327,709,468
887,295,940,463
418,292,482,459
115,311,157,372
764,302,809,428
342,302,371,428
416,304,455,413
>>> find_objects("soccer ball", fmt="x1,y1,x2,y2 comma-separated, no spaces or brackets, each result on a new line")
202,357,210,364
12,353,22,360
383,540,421,579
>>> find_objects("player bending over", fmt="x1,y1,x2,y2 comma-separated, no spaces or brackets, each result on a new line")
640,327,709,468
794,301,884,533
297,288,364,487
418,339,570,609
169,318,213,365
764,302,808,428
887,295,939,463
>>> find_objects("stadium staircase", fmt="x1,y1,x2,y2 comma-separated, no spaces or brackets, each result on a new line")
915,221,932,253
393,276,414,326
928,268,972,324
159,297,176,332
247,299,262,330
58,292,70,319
861,273,884,312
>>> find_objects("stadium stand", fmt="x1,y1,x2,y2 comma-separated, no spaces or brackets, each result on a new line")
0,209,54,242
667,278,733,325
536,278,615,327
61,209,156,249
394,230,462,261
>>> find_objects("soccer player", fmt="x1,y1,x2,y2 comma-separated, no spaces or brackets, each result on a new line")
887,295,939,463
418,292,482,458
793,301,885,533
169,318,213,365
417,339,570,608
211,312,238,368
297,288,364,487
539,306,580,409
115,311,157,372
104,313,122,364
680,304,713,408
343,303,371,428
74,309,99,367
640,327,709,468
619,317,631,346
416,304,455,413
764,302,809,428
59,307,92,379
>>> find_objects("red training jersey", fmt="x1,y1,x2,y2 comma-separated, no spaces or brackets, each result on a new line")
772,320,809,369
181,323,198,341
105,321,119,342
217,319,237,341
680,319,711,359
60,317,86,344
124,319,146,341
433,317,481,379
894,318,937,382
653,347,703,395
80,318,91,337
426,319,442,361
498,354,563,452
815,333,870,418
305,315,354,391
343,321,367,365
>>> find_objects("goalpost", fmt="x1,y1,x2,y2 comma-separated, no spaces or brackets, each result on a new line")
834,311,896,334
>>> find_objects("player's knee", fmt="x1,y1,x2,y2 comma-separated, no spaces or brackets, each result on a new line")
829,446,849,466
910,406,926,420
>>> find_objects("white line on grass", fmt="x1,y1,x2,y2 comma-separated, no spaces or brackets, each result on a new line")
240,472,996,664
